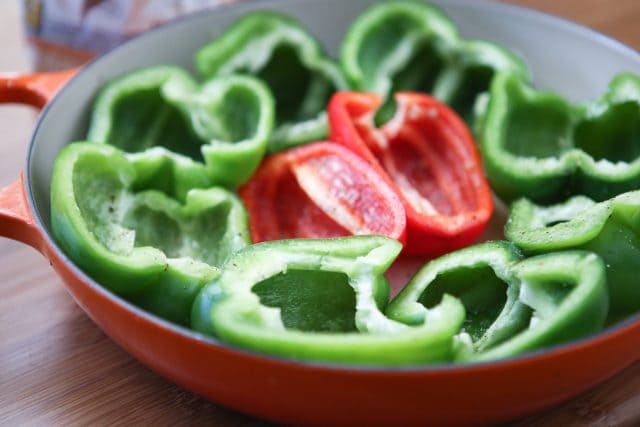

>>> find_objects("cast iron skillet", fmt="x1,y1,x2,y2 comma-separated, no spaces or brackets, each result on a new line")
1,0,639,425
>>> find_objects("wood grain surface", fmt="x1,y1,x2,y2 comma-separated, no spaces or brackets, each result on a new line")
1,1,639,426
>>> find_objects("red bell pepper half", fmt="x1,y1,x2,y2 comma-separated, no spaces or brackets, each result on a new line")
239,141,407,244
328,91,493,256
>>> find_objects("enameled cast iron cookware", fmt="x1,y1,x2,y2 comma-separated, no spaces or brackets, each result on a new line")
1,1,639,425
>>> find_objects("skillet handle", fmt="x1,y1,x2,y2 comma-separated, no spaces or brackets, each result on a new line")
0,174,43,251
0,68,78,251
0,68,78,108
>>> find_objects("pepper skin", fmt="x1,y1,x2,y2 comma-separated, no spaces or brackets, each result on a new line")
341,1,528,126
88,66,274,191
479,72,640,203
51,142,250,325
328,91,493,256
387,242,608,362
505,191,640,323
196,12,347,152
191,236,465,365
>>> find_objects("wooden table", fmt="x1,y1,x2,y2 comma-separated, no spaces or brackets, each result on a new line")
1,1,638,425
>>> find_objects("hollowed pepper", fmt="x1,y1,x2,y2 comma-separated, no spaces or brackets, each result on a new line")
239,141,407,244
328,91,493,256
196,12,347,152
51,142,250,325
191,236,465,365
88,66,274,190
387,242,608,362
506,191,640,323
341,1,529,125
479,72,640,203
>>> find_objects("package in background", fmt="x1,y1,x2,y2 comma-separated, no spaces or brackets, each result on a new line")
21,0,236,71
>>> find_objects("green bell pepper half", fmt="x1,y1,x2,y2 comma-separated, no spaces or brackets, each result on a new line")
387,242,608,362
195,11,347,152
480,72,640,203
341,0,529,124
192,236,465,365
88,66,202,158
88,65,274,190
506,190,640,322
51,142,250,325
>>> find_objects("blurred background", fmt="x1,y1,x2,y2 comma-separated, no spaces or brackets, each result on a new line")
20,0,236,71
